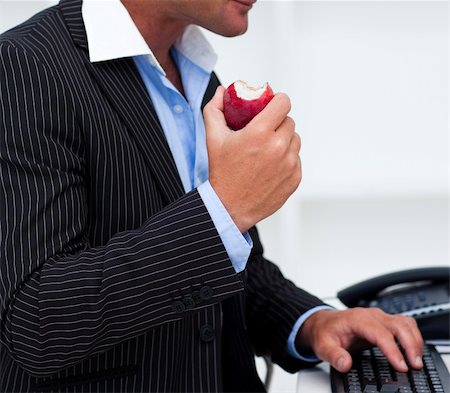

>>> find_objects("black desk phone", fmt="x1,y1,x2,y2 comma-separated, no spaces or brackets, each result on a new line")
337,267,450,340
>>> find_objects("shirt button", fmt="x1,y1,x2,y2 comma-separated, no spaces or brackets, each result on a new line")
173,104,183,114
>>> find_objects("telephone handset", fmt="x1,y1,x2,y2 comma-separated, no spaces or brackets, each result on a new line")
337,267,450,340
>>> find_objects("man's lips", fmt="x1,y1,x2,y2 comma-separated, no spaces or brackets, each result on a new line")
232,0,256,9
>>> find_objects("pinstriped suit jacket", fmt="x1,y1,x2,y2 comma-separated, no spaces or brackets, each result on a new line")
0,0,325,391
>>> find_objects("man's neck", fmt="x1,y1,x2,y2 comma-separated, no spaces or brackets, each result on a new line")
120,0,187,94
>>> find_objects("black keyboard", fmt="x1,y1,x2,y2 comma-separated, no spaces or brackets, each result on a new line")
330,345,449,393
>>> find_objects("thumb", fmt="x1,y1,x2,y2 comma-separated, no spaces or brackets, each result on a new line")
203,86,228,135
321,344,353,373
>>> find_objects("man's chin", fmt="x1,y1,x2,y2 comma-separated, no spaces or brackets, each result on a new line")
221,18,249,37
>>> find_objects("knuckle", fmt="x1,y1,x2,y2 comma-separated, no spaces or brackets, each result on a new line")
296,133,302,149
287,162,301,192
369,307,385,316
394,316,411,330
387,315,420,338
272,136,287,156
292,133,301,153
403,315,419,329
409,318,420,332
293,162,302,187
354,306,369,315
353,307,380,322
349,307,366,320
285,116,296,129
250,121,266,137
276,93,291,112
253,123,268,135
288,154,299,172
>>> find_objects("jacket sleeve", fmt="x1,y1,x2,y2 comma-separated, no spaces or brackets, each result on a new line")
245,226,326,373
0,42,244,377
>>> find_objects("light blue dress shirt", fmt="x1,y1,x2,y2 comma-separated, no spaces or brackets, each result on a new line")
133,51,252,274
133,47,329,362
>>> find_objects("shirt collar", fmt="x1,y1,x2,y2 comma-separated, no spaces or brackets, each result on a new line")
81,0,217,74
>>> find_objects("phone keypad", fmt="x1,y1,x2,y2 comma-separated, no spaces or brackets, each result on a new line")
363,283,448,315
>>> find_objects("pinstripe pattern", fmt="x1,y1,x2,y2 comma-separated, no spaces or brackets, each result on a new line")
0,0,326,391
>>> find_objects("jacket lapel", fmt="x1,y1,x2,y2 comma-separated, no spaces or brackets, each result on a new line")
202,72,221,111
86,59,185,204
59,0,185,205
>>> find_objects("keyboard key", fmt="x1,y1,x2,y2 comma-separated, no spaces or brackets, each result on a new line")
380,385,400,392
330,345,448,393
363,385,378,393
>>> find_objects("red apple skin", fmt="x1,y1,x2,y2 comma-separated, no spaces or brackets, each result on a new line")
223,82,274,130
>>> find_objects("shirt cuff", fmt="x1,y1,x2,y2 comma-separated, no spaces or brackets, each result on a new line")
287,305,335,362
197,181,252,273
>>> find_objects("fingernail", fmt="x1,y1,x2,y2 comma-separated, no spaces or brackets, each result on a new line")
399,360,407,370
337,357,345,371
415,356,423,368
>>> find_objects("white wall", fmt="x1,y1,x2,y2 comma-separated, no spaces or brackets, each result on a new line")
0,0,57,31
1,1,448,392
204,1,448,200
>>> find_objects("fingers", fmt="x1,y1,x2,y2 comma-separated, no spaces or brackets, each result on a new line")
270,117,299,155
204,85,225,113
205,88,293,138
372,312,424,371
306,308,425,376
387,314,424,369
374,330,409,372
321,339,354,373
276,116,296,138
297,309,355,373
246,93,291,133
290,131,301,154
203,86,228,136
352,309,423,372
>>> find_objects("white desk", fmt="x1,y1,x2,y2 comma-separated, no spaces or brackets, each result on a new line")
296,351,450,393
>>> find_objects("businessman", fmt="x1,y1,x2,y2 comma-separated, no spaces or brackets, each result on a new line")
0,0,423,391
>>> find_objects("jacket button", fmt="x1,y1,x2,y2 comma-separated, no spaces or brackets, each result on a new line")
199,286,213,300
171,300,185,313
191,290,202,304
182,296,195,310
199,325,215,342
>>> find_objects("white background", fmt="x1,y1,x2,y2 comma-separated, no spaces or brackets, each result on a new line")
1,1,448,392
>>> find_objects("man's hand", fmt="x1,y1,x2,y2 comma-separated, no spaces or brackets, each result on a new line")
204,86,301,233
296,308,424,373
